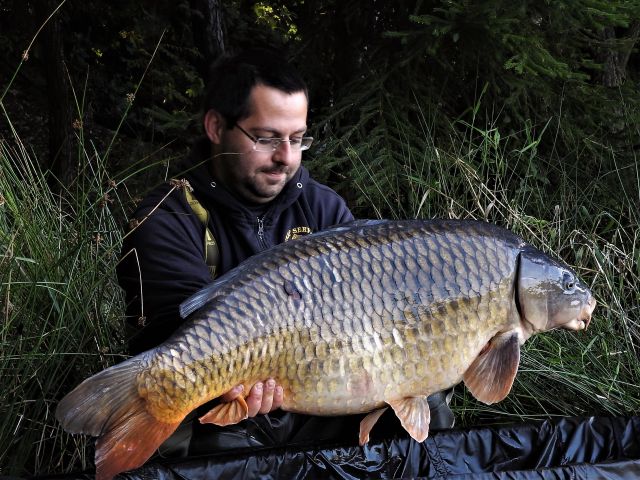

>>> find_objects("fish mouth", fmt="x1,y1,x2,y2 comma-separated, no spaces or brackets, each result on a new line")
561,294,596,331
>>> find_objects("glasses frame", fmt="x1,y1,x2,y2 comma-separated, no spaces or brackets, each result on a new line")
234,124,313,152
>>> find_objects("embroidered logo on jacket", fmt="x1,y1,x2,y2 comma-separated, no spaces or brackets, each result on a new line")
284,226,312,241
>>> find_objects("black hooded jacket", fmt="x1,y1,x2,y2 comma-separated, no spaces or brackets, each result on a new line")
117,138,354,354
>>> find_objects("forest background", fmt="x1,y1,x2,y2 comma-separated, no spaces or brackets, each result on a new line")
1,0,639,476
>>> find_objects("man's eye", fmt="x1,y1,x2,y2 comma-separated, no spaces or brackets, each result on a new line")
257,138,275,145
290,138,302,145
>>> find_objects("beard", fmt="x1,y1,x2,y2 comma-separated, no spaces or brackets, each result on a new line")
243,166,294,201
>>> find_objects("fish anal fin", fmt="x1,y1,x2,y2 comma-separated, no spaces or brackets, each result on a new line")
95,397,180,480
199,396,249,426
463,331,520,404
388,396,431,442
359,407,388,445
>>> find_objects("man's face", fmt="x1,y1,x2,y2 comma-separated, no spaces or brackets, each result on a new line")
207,84,308,204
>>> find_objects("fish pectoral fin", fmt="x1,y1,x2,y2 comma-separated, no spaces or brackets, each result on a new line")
462,331,520,404
359,407,388,445
199,396,249,426
388,396,431,443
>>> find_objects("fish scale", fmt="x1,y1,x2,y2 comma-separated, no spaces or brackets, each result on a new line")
56,219,596,480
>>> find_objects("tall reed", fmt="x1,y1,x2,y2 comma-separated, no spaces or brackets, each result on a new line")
0,127,128,474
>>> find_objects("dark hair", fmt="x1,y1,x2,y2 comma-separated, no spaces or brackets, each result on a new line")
203,47,308,128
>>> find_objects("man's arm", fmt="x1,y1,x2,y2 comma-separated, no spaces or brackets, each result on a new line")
304,177,355,229
117,188,282,414
117,189,213,353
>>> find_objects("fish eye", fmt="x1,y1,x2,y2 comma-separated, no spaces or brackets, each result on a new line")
562,272,575,291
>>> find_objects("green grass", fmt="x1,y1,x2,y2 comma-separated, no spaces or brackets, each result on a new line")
0,128,127,475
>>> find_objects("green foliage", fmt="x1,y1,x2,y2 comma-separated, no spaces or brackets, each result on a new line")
0,21,173,472
0,129,127,475
304,0,640,198
253,1,300,41
67,1,204,141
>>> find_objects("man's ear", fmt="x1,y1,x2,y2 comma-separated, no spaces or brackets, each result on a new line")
204,109,225,144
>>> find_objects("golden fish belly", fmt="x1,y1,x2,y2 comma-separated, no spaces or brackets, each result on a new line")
277,281,513,415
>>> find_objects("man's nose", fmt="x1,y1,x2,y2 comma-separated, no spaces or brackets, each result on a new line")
272,141,295,164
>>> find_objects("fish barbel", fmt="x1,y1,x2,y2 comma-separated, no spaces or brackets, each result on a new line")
56,219,596,479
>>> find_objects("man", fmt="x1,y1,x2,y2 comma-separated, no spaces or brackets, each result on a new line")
117,47,356,453
117,47,453,457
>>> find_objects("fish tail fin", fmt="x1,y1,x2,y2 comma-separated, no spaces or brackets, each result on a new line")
56,357,182,480
95,398,180,480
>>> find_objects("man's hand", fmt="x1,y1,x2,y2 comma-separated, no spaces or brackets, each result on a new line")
220,378,284,417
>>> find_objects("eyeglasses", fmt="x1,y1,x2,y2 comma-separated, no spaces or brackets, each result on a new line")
234,124,313,152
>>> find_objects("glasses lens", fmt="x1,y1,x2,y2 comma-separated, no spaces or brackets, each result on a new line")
253,137,314,152
300,137,313,151
254,138,276,152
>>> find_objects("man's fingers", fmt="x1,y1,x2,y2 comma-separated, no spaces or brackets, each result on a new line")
257,379,276,414
220,380,284,417
272,385,284,410
246,382,263,417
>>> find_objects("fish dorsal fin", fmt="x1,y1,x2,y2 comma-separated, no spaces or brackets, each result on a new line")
462,331,520,404
359,407,388,445
198,396,249,426
388,396,431,442
179,282,221,319
179,268,243,318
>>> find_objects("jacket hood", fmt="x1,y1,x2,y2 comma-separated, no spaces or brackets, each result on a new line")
184,137,309,222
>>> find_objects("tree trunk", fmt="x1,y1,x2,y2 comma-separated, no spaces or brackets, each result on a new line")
600,21,640,87
190,0,226,76
34,0,75,187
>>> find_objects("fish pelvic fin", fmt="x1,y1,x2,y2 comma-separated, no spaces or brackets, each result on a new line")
55,357,182,480
359,407,388,445
388,396,431,443
462,331,520,404
199,395,249,426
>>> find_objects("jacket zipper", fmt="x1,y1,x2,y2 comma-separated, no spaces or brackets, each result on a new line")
257,216,267,249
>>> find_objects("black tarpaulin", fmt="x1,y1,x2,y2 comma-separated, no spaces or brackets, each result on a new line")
36,416,640,479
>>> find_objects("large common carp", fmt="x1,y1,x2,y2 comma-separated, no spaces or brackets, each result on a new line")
56,220,595,480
